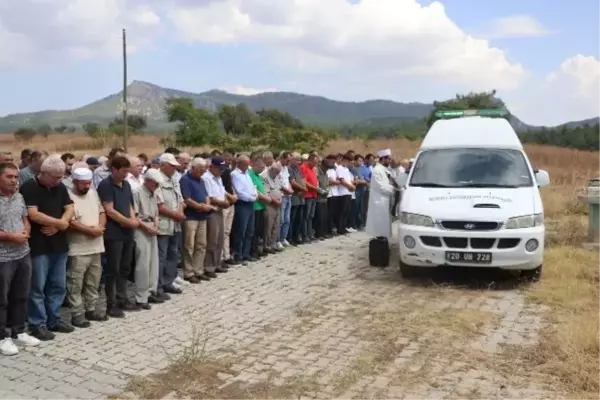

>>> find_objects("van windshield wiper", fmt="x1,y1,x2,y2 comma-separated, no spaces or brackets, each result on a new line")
458,183,519,188
411,183,451,188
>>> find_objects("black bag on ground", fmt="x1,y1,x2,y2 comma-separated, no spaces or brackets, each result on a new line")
369,236,390,267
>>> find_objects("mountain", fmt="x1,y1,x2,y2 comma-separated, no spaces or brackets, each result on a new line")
0,80,597,133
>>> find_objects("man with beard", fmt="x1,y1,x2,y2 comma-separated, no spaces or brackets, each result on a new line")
66,168,107,327
365,149,396,241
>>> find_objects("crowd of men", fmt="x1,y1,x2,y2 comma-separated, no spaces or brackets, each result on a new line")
0,147,413,356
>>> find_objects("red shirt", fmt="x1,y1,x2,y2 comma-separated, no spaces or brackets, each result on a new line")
300,162,318,199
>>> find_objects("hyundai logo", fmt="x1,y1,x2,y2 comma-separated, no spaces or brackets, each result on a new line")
464,223,476,230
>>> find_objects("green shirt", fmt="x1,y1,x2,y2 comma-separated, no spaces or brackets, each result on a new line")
248,168,266,211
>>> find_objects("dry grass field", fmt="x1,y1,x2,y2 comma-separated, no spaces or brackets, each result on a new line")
3,133,599,398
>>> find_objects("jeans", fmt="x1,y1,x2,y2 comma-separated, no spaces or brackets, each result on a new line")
234,201,255,260
289,204,305,242
104,240,134,307
302,198,317,239
28,252,68,329
0,256,32,338
278,196,292,242
157,234,179,291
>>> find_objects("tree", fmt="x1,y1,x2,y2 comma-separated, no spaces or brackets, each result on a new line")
66,126,77,134
54,125,68,134
13,128,37,142
217,103,254,135
82,122,101,136
256,108,304,129
37,123,52,138
165,98,221,146
426,90,508,128
108,115,148,135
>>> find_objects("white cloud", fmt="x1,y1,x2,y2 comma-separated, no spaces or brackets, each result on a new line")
487,15,551,39
0,0,161,68
168,0,528,93
220,85,280,96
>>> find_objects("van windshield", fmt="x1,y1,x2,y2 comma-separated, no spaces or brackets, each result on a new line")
409,148,534,188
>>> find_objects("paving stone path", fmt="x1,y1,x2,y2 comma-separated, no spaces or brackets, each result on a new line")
0,227,552,399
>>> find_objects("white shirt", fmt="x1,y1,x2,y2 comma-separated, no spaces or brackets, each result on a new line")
326,168,339,197
202,170,226,201
280,166,292,196
335,165,354,196
127,173,144,193
231,168,258,202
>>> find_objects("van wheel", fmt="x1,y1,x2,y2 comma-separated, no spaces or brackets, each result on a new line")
521,265,542,282
399,261,419,278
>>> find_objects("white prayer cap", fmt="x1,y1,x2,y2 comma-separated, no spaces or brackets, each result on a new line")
376,149,392,158
144,168,164,184
409,158,415,163
72,167,93,181
301,153,309,160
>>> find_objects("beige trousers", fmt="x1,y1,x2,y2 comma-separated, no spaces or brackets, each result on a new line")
221,206,235,261
264,205,281,249
204,211,224,273
183,219,207,278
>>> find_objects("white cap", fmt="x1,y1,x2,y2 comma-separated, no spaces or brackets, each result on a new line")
301,153,309,160
409,158,415,163
144,168,164,184
72,167,93,181
159,153,180,166
377,149,392,158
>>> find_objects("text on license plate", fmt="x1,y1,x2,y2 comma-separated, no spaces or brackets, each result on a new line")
445,251,492,264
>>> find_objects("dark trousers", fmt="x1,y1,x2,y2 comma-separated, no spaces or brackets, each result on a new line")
251,209,265,257
355,189,366,228
234,201,255,260
104,239,134,307
334,195,351,234
289,204,305,243
0,256,32,339
302,198,317,240
347,198,358,229
391,191,400,217
157,234,179,291
314,201,329,238
327,197,336,233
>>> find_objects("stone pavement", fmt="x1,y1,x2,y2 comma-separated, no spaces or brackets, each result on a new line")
0,228,551,399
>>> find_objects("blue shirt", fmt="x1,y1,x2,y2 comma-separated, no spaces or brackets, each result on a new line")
359,165,371,183
180,173,209,221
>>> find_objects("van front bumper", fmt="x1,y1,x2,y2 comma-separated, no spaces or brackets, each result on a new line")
398,223,544,270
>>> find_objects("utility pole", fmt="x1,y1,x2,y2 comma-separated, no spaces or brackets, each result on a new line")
122,28,129,152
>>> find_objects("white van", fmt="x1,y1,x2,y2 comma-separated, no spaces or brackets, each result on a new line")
398,109,550,280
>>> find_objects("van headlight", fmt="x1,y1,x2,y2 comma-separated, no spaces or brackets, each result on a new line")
400,212,434,227
505,214,544,229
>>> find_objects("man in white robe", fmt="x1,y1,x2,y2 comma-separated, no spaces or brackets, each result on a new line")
365,149,396,239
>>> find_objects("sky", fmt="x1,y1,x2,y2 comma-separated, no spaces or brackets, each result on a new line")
0,0,598,126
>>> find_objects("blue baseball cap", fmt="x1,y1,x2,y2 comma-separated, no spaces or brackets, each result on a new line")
211,157,226,168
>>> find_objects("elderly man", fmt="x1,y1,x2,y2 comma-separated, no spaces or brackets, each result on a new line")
365,149,396,240
220,152,237,266
202,158,230,275
0,163,40,355
277,152,294,249
97,155,139,318
156,153,186,295
127,156,145,193
248,156,271,258
174,152,191,183
133,169,162,308
231,155,258,263
19,150,47,188
66,168,106,328
180,158,216,283
260,161,283,253
20,155,75,340
263,151,274,168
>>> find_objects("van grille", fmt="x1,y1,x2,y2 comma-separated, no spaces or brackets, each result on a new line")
440,221,500,231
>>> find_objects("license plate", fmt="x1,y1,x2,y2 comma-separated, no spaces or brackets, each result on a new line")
445,251,492,264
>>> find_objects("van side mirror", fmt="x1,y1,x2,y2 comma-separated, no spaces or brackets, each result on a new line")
535,169,550,187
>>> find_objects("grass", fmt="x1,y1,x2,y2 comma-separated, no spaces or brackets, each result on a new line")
7,134,597,398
